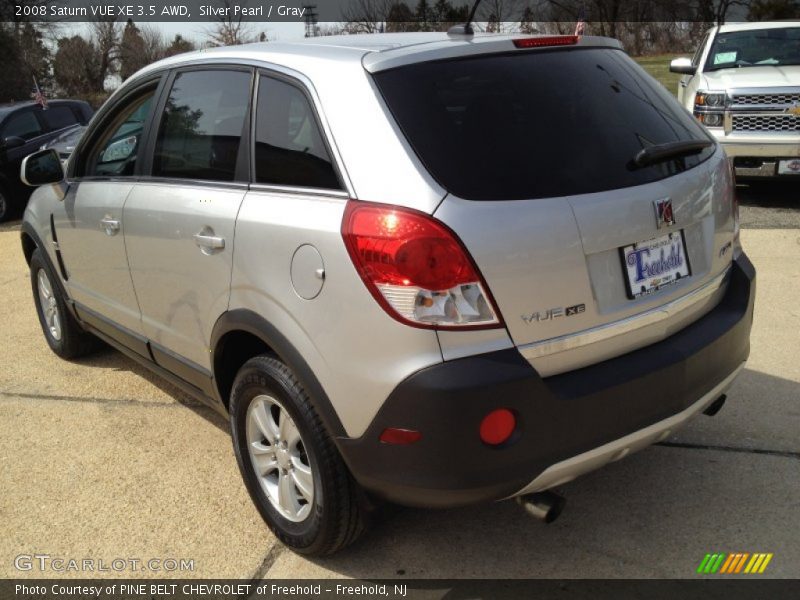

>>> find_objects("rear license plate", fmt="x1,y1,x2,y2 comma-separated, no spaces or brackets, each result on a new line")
778,159,800,175
621,231,691,299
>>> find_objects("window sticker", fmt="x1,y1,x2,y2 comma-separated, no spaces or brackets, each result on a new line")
714,51,737,64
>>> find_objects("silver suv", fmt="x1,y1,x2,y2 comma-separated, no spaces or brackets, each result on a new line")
20,33,755,555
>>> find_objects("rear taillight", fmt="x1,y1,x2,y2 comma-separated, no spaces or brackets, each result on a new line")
342,201,503,330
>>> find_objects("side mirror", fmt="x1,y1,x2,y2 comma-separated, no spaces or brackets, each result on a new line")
2,136,26,150
21,149,64,187
670,57,696,75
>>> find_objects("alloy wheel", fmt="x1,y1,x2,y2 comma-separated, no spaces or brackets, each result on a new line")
246,394,314,522
36,268,62,341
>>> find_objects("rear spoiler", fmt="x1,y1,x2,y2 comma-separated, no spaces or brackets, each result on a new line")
363,35,623,73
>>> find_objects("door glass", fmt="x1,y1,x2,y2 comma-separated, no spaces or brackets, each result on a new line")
254,76,341,189
86,91,155,177
43,106,78,131
153,70,251,182
3,112,42,140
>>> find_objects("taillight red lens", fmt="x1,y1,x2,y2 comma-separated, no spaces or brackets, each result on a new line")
513,36,579,48
342,201,503,329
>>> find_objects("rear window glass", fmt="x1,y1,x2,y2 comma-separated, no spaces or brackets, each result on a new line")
373,48,714,200
43,106,78,131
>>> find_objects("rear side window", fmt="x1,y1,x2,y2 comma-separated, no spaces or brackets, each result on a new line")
153,69,251,182
254,76,341,189
43,106,78,131
3,111,42,140
373,48,715,200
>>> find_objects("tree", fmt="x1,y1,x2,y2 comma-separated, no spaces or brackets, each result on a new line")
93,20,119,80
415,0,432,29
165,34,196,57
748,0,800,19
341,0,393,33
385,2,417,31
204,0,257,45
478,0,520,32
119,20,146,80
53,35,101,98
519,5,537,34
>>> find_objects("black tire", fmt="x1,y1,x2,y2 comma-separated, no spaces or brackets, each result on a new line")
30,248,101,359
0,184,12,223
230,355,367,555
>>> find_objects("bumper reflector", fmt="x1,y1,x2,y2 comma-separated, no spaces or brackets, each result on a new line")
479,409,517,446
380,428,422,445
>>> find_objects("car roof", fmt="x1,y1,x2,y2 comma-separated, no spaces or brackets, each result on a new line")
131,32,622,81
0,99,86,119
717,20,800,34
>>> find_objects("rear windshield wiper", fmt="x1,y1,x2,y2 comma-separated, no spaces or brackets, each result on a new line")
631,139,713,169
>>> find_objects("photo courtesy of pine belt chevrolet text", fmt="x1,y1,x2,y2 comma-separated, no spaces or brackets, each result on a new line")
19,30,755,555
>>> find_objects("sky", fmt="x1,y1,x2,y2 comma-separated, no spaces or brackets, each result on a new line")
64,20,308,44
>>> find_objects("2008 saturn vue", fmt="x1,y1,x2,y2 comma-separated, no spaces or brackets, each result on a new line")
20,31,755,555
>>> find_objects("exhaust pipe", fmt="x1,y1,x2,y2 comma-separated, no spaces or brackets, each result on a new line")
703,394,727,416
516,491,566,524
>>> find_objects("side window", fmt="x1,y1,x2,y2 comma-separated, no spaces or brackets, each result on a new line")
2,111,43,140
84,89,155,177
254,76,341,190
152,69,251,182
43,106,78,131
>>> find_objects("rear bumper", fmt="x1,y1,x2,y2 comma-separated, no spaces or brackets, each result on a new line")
339,255,756,508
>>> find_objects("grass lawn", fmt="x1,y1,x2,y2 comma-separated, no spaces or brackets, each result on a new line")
633,54,690,97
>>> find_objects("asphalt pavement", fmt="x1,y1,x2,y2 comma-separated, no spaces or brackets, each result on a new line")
0,189,798,579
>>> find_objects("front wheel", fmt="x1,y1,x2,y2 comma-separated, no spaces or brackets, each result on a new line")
30,248,100,359
230,355,366,555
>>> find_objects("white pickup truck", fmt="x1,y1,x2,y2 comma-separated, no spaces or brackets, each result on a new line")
670,21,800,178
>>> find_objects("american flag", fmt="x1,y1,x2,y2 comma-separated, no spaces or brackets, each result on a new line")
32,76,47,109
574,8,586,37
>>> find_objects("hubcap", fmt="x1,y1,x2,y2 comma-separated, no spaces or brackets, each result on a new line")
36,269,62,341
246,394,313,522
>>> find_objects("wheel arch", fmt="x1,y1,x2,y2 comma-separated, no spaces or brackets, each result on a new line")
210,309,347,439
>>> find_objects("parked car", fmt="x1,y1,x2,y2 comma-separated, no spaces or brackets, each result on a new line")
0,100,92,221
20,32,754,555
670,21,800,178
41,124,87,164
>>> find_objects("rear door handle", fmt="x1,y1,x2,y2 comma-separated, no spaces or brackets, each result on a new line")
193,231,225,253
100,216,120,236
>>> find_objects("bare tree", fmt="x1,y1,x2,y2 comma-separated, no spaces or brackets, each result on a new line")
204,0,257,46
91,19,120,88
478,0,521,33
341,0,394,33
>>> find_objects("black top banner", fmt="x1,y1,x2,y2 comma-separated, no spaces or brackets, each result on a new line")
2,0,799,23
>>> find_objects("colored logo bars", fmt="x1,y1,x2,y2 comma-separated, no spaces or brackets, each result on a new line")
697,552,774,574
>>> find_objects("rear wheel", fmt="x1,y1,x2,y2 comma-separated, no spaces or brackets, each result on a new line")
30,248,100,359
0,186,11,223
230,355,366,555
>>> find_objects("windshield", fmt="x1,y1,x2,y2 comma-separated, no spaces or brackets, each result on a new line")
373,48,714,201
705,27,800,71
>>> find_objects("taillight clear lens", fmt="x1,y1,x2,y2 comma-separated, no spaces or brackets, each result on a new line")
342,201,503,329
